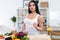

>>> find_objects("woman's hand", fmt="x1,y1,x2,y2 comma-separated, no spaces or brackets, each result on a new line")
22,30,28,35
33,23,43,31
33,23,38,28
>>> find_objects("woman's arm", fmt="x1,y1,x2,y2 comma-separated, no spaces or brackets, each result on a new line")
38,16,43,31
21,23,26,32
21,23,28,34
21,14,28,33
33,16,43,31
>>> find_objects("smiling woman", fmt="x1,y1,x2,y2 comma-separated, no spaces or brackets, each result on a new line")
21,0,43,35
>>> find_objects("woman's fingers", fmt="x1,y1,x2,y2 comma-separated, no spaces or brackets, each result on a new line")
33,23,37,28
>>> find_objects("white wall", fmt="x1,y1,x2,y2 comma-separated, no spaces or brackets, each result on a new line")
49,0,60,27
0,0,23,34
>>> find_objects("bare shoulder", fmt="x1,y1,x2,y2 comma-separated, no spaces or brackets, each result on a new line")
38,14,43,21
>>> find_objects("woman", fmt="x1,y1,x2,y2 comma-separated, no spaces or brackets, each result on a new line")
21,1,43,35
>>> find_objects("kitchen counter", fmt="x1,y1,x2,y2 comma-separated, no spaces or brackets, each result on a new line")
0,34,51,40
28,34,51,40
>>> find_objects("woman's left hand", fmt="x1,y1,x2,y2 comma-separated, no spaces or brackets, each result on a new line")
33,23,43,31
33,23,38,28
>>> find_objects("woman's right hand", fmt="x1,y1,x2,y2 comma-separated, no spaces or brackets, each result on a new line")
22,30,28,35
21,23,26,32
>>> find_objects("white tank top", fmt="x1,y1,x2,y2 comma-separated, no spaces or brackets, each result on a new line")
24,14,40,35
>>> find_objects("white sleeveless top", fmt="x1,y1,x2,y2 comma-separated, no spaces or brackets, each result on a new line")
24,14,40,35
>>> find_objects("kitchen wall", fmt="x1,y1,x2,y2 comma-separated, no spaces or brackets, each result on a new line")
49,0,60,27
0,0,23,34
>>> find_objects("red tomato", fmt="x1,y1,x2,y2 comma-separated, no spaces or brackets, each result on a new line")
15,32,19,36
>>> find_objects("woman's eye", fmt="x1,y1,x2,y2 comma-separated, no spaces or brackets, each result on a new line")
33,5,35,6
29,5,31,6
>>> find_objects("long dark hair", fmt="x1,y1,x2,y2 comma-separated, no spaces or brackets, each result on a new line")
28,1,40,14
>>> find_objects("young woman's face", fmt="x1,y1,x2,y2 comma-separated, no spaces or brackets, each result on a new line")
29,2,36,12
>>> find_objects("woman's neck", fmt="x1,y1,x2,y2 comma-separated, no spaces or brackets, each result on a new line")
31,11,36,14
